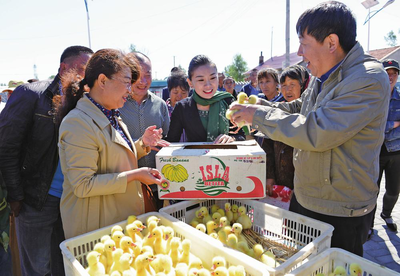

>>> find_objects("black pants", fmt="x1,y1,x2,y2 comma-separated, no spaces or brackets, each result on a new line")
289,193,373,257
370,153,400,228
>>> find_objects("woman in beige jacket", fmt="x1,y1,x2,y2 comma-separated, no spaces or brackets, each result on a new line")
56,49,168,239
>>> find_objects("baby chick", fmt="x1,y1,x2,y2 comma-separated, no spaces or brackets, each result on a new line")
127,215,137,225
119,253,135,274
109,248,124,274
86,251,106,276
120,236,135,255
169,237,181,267
211,204,220,215
196,223,207,233
178,239,191,265
211,256,226,270
126,223,144,244
188,256,203,270
103,239,116,273
93,242,107,271
231,205,239,223
224,203,233,223
206,220,218,235
151,227,166,255
163,226,174,254
111,225,124,235
198,268,212,276
212,212,222,225
231,223,246,243
213,266,229,276
349,263,362,276
101,235,111,244
328,265,346,276
219,216,230,228
135,254,154,276
237,207,252,230
112,230,125,249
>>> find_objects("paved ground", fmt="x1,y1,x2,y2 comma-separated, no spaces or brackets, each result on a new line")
363,175,400,273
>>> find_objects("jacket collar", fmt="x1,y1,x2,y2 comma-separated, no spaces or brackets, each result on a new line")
44,74,61,99
76,94,133,151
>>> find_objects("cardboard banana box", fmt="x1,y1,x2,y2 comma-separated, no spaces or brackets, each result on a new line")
155,140,266,199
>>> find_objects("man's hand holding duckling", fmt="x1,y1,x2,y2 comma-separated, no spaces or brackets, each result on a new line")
229,102,258,127
142,125,170,151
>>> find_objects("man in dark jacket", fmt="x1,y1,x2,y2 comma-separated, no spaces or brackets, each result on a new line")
0,45,93,276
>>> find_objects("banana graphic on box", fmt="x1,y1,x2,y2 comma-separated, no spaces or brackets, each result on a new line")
161,164,189,182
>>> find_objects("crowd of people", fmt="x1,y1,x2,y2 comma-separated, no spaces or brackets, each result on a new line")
0,1,399,275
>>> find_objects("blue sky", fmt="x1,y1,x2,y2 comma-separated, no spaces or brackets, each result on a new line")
0,0,399,85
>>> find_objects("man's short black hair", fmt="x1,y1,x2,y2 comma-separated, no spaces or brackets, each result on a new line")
167,71,189,92
60,46,93,63
296,1,356,53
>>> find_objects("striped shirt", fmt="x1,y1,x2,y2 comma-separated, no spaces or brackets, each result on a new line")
120,91,170,168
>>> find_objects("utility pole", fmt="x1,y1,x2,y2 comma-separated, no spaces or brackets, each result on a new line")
271,27,273,61
173,56,175,67
33,64,38,80
284,0,290,69
84,0,92,48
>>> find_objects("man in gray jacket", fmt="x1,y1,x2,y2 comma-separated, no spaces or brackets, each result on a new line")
230,1,390,256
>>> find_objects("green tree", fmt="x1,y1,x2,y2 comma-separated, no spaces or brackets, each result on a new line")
129,44,136,53
384,30,398,47
224,54,248,81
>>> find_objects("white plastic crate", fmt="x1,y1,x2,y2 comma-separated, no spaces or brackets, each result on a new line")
60,211,269,276
286,248,399,276
160,199,334,276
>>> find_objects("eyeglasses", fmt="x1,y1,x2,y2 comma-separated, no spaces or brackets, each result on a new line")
224,81,234,85
112,77,132,91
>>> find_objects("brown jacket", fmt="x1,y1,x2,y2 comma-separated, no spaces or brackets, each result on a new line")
262,138,294,190
59,95,150,239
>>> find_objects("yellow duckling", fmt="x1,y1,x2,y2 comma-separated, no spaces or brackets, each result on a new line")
178,239,191,265
93,242,107,271
211,204,220,215
328,265,346,276
260,250,277,268
193,210,204,223
189,219,199,228
349,263,362,276
189,256,203,270
101,235,111,244
211,256,226,270
237,241,254,258
110,271,122,276
126,223,144,244
206,220,218,235
103,239,116,273
237,206,252,230
112,230,125,249
120,236,135,255
198,268,212,276
199,207,212,225
231,205,239,223
217,208,225,217
224,203,233,223
212,212,222,225
146,215,161,227
234,265,245,276
217,229,227,244
111,225,124,235
140,245,153,256
227,234,238,250
142,221,158,247
86,251,106,276
127,215,137,225
175,263,188,276
163,226,174,254
169,237,181,267
214,266,229,276
151,227,166,255
210,232,218,239
135,254,154,276
120,253,135,275
231,223,246,243
109,248,124,274
188,268,199,276
196,223,207,233
219,216,230,228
